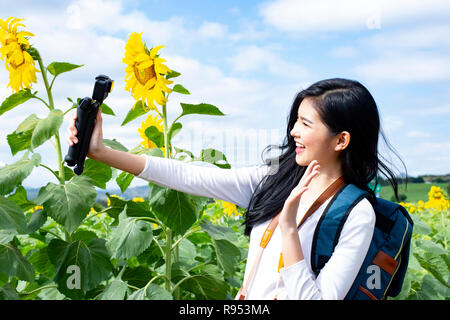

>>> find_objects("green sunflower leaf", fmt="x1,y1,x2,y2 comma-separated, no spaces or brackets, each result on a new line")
168,122,182,143
99,279,128,300
116,171,134,193
0,243,35,282
30,109,63,149
194,148,230,169
34,175,96,234
180,103,227,117
47,238,112,299
103,138,128,152
0,196,28,234
99,102,115,116
121,100,148,126
106,207,153,260
179,264,227,300
82,159,112,189
0,152,41,196
6,115,39,155
166,70,181,79
213,239,241,275
128,284,172,300
144,126,164,148
172,84,190,95
149,184,209,236
0,89,33,116
47,62,84,77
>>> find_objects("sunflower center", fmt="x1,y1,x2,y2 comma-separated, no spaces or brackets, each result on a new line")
134,64,156,87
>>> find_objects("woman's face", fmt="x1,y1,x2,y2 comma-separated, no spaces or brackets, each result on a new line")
290,97,340,168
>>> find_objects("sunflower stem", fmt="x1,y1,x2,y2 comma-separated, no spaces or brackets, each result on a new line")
36,49,65,185
161,102,174,293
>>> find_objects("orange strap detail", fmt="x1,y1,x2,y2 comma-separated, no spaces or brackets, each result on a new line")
277,253,284,273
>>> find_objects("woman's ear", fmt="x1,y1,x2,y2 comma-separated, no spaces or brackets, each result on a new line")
335,131,350,151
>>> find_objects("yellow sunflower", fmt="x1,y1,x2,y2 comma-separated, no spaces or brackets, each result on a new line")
123,32,173,112
138,113,171,156
0,17,39,92
221,201,240,217
106,194,121,207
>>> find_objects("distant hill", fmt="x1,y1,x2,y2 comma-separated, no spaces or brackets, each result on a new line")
419,174,450,183
25,185,150,203
378,174,450,185
96,185,150,201
22,173,450,203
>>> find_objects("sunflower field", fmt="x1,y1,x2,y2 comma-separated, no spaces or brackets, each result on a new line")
391,186,450,299
0,17,449,300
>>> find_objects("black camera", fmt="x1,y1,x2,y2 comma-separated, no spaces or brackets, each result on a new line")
64,75,114,175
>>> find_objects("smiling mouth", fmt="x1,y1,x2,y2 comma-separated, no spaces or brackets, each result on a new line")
296,145,305,153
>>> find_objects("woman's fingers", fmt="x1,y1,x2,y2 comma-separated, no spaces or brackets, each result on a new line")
299,165,320,189
300,160,320,185
71,111,78,134
67,111,78,146
302,160,319,180
304,159,317,176
294,168,319,191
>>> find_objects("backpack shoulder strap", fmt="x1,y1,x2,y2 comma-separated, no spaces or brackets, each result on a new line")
310,183,368,276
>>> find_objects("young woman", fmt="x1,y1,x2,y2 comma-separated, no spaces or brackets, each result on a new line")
66,78,404,300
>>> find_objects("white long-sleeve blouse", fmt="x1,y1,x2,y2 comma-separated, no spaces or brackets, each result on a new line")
135,155,376,300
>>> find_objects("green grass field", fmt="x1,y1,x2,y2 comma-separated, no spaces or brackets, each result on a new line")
379,182,448,202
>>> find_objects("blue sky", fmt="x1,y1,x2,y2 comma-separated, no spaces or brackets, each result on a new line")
0,0,449,189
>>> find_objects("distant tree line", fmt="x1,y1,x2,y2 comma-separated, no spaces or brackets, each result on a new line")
375,174,449,186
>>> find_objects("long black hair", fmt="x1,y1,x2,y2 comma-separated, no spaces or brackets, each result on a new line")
243,78,406,236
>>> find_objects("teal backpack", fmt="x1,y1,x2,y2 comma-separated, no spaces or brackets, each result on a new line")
311,184,414,300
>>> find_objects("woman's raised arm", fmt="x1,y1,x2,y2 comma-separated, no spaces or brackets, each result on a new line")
66,107,270,208
136,155,270,209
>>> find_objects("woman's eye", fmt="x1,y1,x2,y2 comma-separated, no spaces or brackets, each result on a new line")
296,117,309,127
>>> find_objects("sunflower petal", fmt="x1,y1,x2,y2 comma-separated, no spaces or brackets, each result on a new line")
135,52,149,62
150,45,164,58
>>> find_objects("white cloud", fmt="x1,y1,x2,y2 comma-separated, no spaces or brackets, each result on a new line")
329,46,358,58
198,22,228,39
355,53,450,83
402,141,450,176
380,115,405,134
65,0,186,44
229,7,240,15
363,24,450,50
407,130,431,138
259,0,450,32
228,22,271,42
164,53,298,125
405,141,450,157
228,45,308,80
408,105,450,116
356,23,450,83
